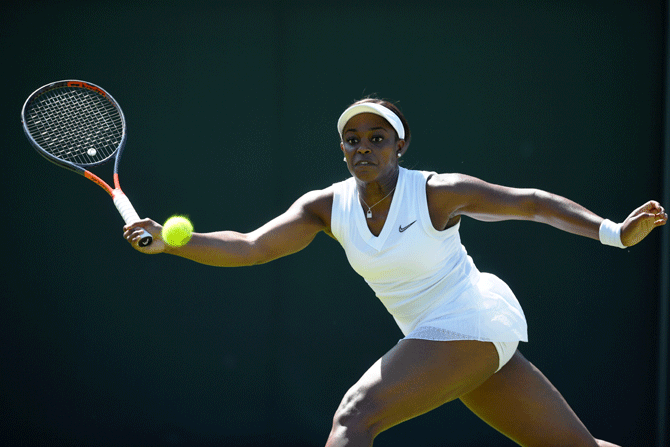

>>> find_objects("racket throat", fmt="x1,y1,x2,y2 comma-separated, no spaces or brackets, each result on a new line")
85,170,114,195
113,172,122,190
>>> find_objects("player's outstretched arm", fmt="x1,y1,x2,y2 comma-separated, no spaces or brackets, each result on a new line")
123,189,332,266
429,173,667,246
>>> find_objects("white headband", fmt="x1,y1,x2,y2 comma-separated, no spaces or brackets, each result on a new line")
337,103,405,140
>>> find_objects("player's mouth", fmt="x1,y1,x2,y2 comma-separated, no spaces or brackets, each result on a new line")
355,159,375,166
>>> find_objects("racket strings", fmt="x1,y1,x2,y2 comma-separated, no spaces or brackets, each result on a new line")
24,87,124,166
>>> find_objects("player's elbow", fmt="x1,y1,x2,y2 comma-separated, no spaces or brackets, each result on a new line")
528,189,561,223
526,189,545,219
244,235,285,266
206,232,272,267
242,237,271,266
505,188,542,221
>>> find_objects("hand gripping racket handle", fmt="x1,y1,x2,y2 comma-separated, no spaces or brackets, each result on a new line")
113,192,153,247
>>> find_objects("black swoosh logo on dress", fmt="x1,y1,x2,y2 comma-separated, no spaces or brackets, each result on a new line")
399,220,417,232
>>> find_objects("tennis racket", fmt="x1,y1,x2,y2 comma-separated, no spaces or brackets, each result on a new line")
21,80,152,246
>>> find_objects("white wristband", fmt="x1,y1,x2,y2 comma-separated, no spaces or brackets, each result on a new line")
599,219,626,248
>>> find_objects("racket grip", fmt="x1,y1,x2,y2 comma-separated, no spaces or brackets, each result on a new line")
113,191,153,247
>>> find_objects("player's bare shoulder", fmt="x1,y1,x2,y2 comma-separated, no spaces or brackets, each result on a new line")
427,172,472,192
295,187,334,232
426,172,473,201
425,173,475,226
427,172,485,198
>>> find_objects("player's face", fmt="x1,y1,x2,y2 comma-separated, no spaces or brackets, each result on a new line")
340,113,405,183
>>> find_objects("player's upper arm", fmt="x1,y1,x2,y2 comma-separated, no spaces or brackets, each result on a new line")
246,188,333,264
430,173,539,222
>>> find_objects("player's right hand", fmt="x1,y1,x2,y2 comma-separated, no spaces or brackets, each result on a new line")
123,218,166,254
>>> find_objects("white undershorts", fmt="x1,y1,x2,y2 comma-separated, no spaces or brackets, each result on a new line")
492,340,518,373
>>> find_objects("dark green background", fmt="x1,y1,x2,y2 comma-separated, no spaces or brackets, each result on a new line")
2,1,667,446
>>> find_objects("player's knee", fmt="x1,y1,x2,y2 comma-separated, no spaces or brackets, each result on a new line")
329,412,376,445
330,387,384,439
331,409,372,437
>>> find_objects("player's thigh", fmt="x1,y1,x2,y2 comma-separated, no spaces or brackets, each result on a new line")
459,350,599,447
336,339,499,436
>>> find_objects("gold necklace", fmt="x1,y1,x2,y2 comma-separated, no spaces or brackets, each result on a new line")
359,187,396,219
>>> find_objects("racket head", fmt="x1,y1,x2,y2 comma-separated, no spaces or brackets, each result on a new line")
21,80,127,171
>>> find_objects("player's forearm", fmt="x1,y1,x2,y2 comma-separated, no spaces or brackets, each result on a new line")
531,190,603,240
163,231,261,267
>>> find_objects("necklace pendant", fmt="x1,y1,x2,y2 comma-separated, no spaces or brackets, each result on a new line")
366,209,372,219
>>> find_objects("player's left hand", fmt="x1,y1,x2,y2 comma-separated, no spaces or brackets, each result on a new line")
620,201,667,247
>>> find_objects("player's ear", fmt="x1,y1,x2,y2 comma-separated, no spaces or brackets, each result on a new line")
396,139,406,157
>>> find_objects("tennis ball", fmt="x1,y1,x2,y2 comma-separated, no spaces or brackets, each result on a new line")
162,215,193,247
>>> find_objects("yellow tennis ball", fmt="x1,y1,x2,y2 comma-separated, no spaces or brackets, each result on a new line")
162,215,193,247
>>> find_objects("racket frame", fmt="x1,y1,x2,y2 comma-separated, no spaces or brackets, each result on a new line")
21,80,152,246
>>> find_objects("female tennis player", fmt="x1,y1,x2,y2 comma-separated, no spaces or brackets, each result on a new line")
124,98,666,446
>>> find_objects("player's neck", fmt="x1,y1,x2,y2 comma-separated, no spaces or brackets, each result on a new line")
356,167,399,204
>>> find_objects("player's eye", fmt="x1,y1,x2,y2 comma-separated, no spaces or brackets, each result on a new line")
346,137,359,145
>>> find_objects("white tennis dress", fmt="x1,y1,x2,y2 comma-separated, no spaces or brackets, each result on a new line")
330,167,528,343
